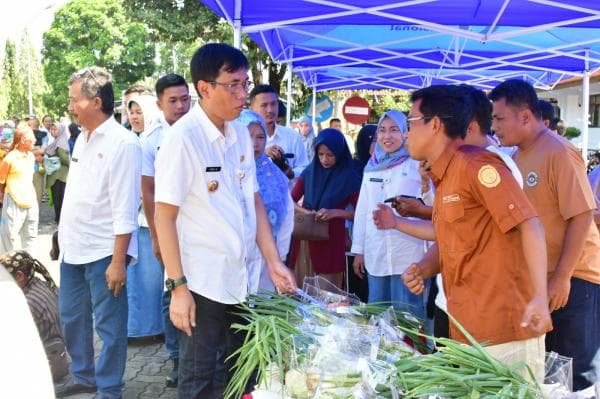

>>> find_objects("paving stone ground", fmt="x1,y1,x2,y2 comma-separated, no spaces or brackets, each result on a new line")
35,203,177,399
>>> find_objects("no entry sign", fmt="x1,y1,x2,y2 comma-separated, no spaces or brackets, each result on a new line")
343,96,371,125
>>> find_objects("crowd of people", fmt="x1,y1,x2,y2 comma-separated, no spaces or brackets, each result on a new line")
0,41,598,399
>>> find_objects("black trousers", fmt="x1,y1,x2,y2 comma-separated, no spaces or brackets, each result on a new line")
52,179,66,224
177,292,251,399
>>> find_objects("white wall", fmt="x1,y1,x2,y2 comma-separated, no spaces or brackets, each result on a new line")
538,80,600,150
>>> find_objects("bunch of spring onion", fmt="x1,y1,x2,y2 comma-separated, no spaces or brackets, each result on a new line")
394,314,542,398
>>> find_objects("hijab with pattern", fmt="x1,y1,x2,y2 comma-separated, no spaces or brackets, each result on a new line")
0,250,57,291
301,128,361,210
364,110,410,173
237,110,290,235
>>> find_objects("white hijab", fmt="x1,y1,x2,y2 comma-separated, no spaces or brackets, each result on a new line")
127,95,160,135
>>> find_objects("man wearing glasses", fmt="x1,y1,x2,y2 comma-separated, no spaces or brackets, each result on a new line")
154,43,296,398
56,67,142,399
376,85,551,382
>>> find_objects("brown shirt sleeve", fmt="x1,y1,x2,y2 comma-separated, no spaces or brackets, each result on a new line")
552,146,596,220
467,156,537,234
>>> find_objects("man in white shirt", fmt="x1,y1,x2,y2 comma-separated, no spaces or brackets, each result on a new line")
140,73,191,388
55,67,142,399
154,43,296,398
330,117,355,156
249,84,309,180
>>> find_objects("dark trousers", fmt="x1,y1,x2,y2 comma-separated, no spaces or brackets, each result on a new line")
545,277,599,391
177,292,250,399
345,255,368,303
433,305,450,339
52,179,66,224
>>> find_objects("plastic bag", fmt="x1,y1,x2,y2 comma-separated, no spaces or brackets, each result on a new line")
545,351,573,392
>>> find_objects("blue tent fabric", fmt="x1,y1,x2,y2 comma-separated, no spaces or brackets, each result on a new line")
201,0,600,90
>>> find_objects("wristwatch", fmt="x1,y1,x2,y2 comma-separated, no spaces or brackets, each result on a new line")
165,276,187,291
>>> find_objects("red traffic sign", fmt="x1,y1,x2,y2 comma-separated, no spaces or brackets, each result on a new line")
342,96,371,125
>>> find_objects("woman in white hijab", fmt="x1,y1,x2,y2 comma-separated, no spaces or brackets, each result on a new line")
126,94,164,339
44,118,70,224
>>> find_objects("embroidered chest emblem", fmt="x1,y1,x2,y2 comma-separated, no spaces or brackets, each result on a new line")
442,194,461,203
526,171,539,187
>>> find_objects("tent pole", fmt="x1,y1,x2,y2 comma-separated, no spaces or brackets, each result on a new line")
286,64,293,127
233,0,242,48
312,81,317,129
582,50,590,160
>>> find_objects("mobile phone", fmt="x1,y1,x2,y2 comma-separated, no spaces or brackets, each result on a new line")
284,153,295,159
384,195,424,204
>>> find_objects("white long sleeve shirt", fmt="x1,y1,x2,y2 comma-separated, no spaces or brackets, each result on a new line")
267,125,309,177
351,159,426,276
59,117,141,264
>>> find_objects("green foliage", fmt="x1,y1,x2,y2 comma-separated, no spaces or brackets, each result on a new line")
370,91,411,120
42,0,156,115
564,126,581,139
0,33,49,119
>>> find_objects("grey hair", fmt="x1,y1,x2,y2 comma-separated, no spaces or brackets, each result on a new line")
69,66,114,115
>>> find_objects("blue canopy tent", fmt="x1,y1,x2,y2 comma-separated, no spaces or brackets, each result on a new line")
199,0,600,154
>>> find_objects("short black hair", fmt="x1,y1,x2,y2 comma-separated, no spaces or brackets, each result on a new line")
155,74,188,98
190,43,249,97
248,84,277,104
549,117,560,131
42,115,52,122
410,85,473,139
329,118,341,125
488,79,541,119
454,85,492,135
124,84,152,97
538,100,555,122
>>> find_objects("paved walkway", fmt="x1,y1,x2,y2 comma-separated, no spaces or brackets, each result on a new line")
34,204,176,399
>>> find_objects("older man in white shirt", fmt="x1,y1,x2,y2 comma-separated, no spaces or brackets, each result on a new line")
249,84,309,180
155,43,296,399
55,67,141,399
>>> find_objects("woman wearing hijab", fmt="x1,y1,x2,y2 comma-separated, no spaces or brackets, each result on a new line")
351,110,428,318
1,250,68,381
290,128,361,288
297,116,316,164
44,119,70,224
126,94,164,339
238,110,294,292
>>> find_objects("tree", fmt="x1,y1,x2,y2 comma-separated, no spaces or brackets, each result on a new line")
0,40,24,118
122,0,287,93
42,0,156,115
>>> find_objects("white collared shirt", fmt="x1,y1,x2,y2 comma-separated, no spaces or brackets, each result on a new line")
155,103,257,304
267,125,309,177
59,116,142,264
351,159,427,276
138,117,170,228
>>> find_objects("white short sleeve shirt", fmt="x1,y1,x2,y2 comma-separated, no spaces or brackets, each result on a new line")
155,103,257,304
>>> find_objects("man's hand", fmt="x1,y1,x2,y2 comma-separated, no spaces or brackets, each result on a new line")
402,263,425,295
372,204,398,230
353,254,365,279
547,273,571,312
521,295,552,334
315,208,338,222
105,260,127,297
394,197,425,218
266,145,284,159
267,261,297,294
170,285,196,337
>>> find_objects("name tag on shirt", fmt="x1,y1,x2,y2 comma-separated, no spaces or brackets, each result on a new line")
72,158,78,163
369,177,383,183
206,166,221,172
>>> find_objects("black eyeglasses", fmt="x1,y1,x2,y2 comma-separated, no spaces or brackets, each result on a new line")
207,80,254,94
407,115,454,123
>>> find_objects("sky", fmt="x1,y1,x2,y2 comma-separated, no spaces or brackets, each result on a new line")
0,0,70,58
